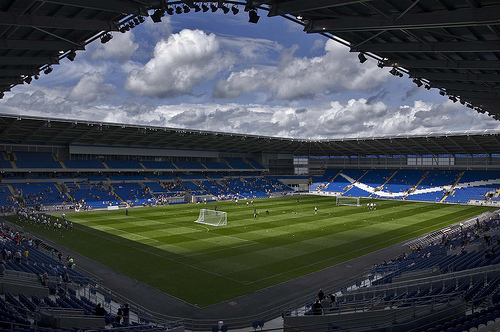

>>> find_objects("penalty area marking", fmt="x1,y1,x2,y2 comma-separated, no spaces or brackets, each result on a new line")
195,224,210,232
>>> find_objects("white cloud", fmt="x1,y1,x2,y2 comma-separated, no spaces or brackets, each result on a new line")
219,36,283,61
213,39,391,100
0,90,498,139
125,29,233,98
91,32,139,63
66,73,116,104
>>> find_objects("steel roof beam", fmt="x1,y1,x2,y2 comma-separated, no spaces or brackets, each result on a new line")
353,41,500,53
0,56,59,65
0,11,119,31
446,90,500,101
386,59,500,70
0,78,24,84
269,0,373,16
430,82,499,92
411,72,500,82
41,0,149,16
305,6,500,32
0,68,41,76
464,98,500,108
0,39,84,51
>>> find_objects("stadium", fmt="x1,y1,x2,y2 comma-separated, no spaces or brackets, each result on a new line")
0,1,500,332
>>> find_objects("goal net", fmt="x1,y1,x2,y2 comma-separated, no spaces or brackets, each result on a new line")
336,196,361,207
194,209,227,226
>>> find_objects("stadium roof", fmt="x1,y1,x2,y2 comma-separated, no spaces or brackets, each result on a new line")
0,0,499,117
2,114,500,157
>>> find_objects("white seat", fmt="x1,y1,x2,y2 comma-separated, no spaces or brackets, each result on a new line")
486,320,495,332
477,323,487,332
495,317,500,330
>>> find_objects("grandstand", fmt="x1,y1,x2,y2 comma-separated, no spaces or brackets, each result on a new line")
1,0,500,330
0,114,498,332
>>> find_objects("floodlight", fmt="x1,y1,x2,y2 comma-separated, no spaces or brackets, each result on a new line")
24,76,32,84
449,96,457,103
100,33,113,44
439,91,445,96
119,26,127,33
0,92,4,99
133,18,140,25
211,3,218,12
358,53,367,64
424,84,431,90
202,4,209,12
231,5,239,14
183,5,190,13
34,75,39,80
176,6,182,14
150,9,163,22
129,21,135,28
248,9,260,23
389,68,398,76
194,3,201,12
377,61,384,68
44,67,53,75
222,5,229,14
67,50,76,61
138,16,145,23
412,78,422,87
166,7,174,15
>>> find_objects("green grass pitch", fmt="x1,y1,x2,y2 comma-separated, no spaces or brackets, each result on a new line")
11,196,495,307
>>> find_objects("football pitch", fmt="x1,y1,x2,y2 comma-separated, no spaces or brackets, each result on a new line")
13,196,495,307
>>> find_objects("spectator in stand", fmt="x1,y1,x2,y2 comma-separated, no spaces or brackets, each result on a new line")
122,303,130,324
318,288,325,301
312,300,323,315
115,308,123,324
42,271,49,286
94,303,105,316
321,295,330,312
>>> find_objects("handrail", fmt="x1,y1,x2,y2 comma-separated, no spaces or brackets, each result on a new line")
344,263,500,296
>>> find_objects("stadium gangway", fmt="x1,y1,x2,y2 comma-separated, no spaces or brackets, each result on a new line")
341,263,500,302
403,209,500,250
283,296,466,332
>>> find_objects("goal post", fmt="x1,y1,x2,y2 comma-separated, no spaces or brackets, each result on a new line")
195,209,227,226
336,196,361,207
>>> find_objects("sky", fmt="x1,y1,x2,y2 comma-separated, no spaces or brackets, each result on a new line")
1,9,499,139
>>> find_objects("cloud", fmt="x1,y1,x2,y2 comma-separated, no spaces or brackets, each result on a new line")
213,39,391,101
66,73,116,104
125,29,233,98
0,90,499,139
91,32,139,63
219,36,283,62
366,89,389,105
401,86,421,101
170,108,208,126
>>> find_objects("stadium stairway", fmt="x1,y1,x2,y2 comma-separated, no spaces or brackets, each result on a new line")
368,170,398,198
441,171,466,203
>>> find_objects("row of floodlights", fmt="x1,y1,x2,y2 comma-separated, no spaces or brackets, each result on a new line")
119,16,145,33
359,53,492,116
438,90,492,116
150,3,259,23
